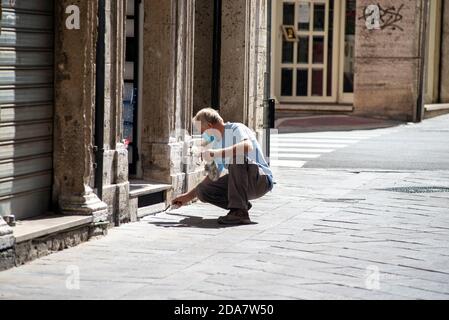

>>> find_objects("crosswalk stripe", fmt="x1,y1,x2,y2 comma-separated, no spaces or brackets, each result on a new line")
273,154,321,160
269,128,396,168
271,143,348,148
270,160,307,168
270,138,360,144
270,137,360,143
276,134,380,139
270,148,334,153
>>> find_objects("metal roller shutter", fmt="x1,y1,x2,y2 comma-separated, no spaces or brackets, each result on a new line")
0,0,54,220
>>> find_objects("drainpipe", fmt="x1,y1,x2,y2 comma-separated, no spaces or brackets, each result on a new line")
94,0,106,200
264,0,273,160
211,0,222,110
416,0,429,122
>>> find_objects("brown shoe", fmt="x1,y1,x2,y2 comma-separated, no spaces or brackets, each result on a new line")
218,209,251,225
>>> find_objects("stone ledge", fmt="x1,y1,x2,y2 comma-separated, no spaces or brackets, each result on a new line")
129,179,172,199
137,202,166,219
277,104,354,112
13,215,93,244
424,104,449,119
425,104,449,112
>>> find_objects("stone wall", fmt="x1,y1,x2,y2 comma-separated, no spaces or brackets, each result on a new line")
440,0,449,102
14,226,91,266
354,0,425,121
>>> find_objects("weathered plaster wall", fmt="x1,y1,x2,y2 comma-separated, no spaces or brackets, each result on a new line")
354,0,424,121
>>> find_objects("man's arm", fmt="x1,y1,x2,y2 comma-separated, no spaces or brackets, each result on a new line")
172,176,210,207
205,140,254,161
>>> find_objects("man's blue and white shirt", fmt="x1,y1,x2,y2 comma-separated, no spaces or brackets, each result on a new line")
207,122,274,190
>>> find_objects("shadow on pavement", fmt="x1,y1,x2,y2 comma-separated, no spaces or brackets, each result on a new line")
148,213,258,229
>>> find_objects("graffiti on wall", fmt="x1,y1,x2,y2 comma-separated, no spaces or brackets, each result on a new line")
359,4,404,31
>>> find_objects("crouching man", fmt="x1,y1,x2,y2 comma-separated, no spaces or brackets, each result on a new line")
172,108,274,225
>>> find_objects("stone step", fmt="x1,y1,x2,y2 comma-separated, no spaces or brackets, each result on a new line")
13,214,93,244
277,104,354,113
129,179,172,220
129,179,172,199
137,202,167,219
424,104,449,119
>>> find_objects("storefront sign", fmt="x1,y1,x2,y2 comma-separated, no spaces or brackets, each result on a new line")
298,3,310,23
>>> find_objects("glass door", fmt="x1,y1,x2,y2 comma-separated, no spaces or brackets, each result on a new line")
275,0,339,103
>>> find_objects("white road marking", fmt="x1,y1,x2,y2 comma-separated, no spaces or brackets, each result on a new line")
275,154,322,160
271,143,348,148
270,148,335,153
270,160,307,168
269,128,400,168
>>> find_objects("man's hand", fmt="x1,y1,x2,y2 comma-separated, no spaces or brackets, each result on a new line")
201,141,253,163
201,149,217,163
172,192,194,208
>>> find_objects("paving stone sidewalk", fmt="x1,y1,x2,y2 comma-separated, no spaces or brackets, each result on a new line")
0,167,448,300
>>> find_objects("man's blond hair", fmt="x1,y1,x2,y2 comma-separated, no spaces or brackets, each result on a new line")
193,108,224,125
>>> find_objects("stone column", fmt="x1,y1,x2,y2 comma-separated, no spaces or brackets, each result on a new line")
141,0,198,196
101,0,131,224
354,0,425,121
220,0,267,136
0,218,14,270
440,0,449,102
53,0,108,222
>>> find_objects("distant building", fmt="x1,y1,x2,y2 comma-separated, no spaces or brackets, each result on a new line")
271,0,449,121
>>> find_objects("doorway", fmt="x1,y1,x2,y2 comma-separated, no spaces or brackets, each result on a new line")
124,0,143,177
272,0,355,105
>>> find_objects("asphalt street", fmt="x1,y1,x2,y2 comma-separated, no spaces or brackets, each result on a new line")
304,116,449,170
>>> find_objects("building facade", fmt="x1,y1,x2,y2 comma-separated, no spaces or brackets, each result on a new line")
0,0,268,270
271,0,449,121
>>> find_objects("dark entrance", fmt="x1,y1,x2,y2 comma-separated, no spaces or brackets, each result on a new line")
123,0,141,175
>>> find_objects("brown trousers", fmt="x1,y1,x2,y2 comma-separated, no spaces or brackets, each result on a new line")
196,163,272,210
